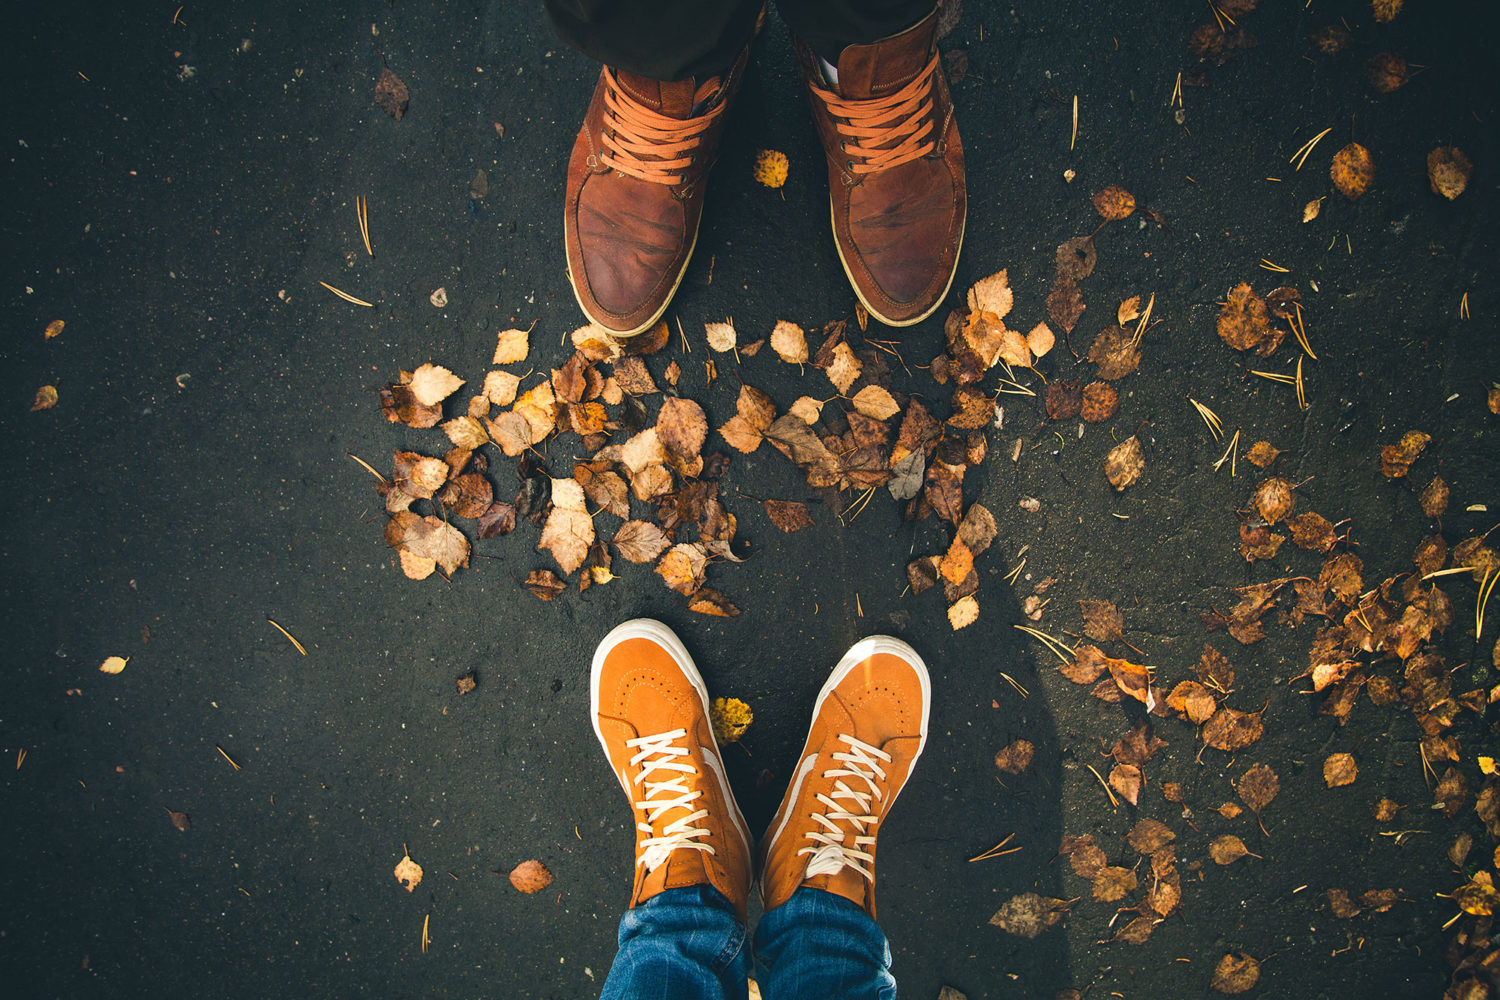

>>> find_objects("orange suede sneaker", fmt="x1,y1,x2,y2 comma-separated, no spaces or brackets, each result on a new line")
759,636,931,919
591,619,754,919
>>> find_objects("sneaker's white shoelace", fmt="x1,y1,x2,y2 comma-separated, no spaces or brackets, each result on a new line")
798,734,892,882
627,727,715,872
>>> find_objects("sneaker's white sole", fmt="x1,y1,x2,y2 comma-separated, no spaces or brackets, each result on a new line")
590,618,753,858
761,635,932,877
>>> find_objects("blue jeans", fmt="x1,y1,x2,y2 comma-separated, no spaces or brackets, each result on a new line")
600,885,897,999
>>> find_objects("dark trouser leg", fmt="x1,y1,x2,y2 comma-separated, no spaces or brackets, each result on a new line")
777,0,939,63
544,0,764,81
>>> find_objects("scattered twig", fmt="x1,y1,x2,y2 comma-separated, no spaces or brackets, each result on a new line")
969,832,1021,862
356,195,372,256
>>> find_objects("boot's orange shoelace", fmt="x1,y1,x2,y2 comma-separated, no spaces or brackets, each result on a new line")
600,69,725,186
815,55,941,175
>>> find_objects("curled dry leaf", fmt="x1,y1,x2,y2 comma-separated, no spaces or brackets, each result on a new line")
1211,953,1261,994
1323,752,1358,787
429,287,448,308
31,385,59,411
167,808,191,832
44,319,65,339
523,569,567,600
687,588,741,617
1372,0,1403,22
1427,147,1473,200
1105,435,1145,491
1209,834,1253,865
994,739,1035,775
1091,185,1136,221
1331,142,1375,200
948,595,979,631
657,543,709,595
508,859,554,894
710,697,753,743
988,892,1069,938
394,853,424,892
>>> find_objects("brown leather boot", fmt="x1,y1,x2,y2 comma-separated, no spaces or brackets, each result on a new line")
797,9,965,328
759,636,931,919
564,46,752,338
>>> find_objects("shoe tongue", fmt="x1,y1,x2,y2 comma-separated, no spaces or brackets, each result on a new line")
615,71,711,119
832,15,934,100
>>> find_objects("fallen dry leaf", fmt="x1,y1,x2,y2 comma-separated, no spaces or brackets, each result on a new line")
523,569,567,600
167,808,191,832
456,672,477,694
508,859,553,894
1427,147,1473,200
765,499,815,533
394,853,423,892
429,287,448,308
1092,185,1136,221
99,655,129,675
1302,197,1323,223
1238,763,1280,815
1105,436,1144,490
1080,599,1125,643
1251,477,1295,524
967,270,1013,320
852,384,901,420
409,363,463,406
493,327,531,365
1211,953,1260,994
1331,142,1375,200
752,149,789,188
1365,51,1409,93
1202,707,1263,751
1209,834,1254,865
948,595,979,631
1045,380,1083,420
1419,475,1449,518
687,588,741,617
1092,865,1138,902
1109,763,1142,805
1372,0,1403,22
994,739,1035,775
1088,327,1141,379
710,697,753,743
657,397,708,459
1323,752,1358,787
771,321,809,363
1217,282,1283,355
1379,429,1430,478
825,342,862,394
1081,381,1119,423
705,319,737,353
538,477,594,576
1128,818,1176,854
374,66,410,119
44,319,65,339
31,385,59,411
1167,680,1217,724
1047,277,1086,333
988,893,1069,938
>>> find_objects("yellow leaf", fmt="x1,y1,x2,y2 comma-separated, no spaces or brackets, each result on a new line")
394,853,424,892
493,327,531,365
705,319,737,353
1480,756,1496,776
31,385,59,411
99,655,129,674
752,149,789,189
710,697,754,744
948,595,979,630
44,319,65,340
408,363,464,406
